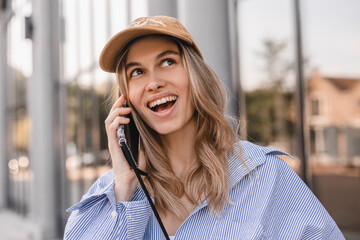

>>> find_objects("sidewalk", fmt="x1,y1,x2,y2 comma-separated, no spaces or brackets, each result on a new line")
0,210,41,240
312,170,360,239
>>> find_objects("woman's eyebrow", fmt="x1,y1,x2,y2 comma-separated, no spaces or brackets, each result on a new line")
125,50,180,71
156,50,180,60
125,62,141,71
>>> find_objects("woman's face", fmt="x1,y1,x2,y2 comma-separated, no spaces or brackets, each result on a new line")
125,36,195,136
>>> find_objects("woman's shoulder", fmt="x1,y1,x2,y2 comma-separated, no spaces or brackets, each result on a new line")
230,140,294,170
228,141,295,187
236,140,293,159
226,141,344,239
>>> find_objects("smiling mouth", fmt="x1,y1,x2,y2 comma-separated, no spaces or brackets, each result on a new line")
148,96,178,112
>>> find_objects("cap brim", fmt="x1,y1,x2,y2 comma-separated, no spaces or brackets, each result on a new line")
99,27,196,73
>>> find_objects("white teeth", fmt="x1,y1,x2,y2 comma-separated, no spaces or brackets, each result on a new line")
148,96,177,108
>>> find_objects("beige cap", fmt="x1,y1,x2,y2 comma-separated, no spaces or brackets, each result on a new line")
99,16,203,73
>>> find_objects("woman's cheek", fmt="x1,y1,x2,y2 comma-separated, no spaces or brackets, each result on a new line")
128,91,147,122
128,85,139,106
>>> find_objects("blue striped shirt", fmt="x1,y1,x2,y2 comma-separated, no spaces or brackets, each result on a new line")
64,141,344,239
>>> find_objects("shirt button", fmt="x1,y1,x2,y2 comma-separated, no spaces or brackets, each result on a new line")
111,211,118,217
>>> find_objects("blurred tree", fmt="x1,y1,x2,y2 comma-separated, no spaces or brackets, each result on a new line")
246,89,294,145
245,89,274,144
246,39,295,145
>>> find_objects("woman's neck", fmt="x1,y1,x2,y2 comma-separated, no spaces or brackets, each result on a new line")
160,118,197,179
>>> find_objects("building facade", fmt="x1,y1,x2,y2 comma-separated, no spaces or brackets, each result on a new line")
1,0,359,239
307,72,360,167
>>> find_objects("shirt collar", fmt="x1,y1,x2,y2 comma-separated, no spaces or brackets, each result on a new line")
228,141,294,189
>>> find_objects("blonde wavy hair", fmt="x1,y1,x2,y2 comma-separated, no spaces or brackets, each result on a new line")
115,35,241,217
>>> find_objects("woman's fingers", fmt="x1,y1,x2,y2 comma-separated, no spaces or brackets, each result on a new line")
106,96,139,201
109,116,130,131
110,95,126,112
105,107,131,129
105,96,131,135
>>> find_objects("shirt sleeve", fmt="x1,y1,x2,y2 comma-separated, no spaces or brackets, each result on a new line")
261,152,345,240
64,170,152,240
327,224,346,239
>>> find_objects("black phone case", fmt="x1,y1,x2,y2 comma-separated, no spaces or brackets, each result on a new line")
123,104,140,163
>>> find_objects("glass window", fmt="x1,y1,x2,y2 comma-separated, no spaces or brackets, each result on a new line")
238,0,299,172
311,98,320,116
6,0,33,217
61,0,128,211
302,0,360,235
239,0,360,236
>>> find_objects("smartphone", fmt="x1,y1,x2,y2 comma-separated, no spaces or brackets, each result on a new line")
119,103,140,164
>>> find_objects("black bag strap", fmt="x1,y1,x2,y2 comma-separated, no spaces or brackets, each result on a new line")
117,126,170,240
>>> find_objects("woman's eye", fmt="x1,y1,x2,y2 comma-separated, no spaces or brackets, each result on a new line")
161,59,174,67
130,69,143,77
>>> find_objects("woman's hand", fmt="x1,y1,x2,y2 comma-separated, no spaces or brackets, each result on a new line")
105,95,138,202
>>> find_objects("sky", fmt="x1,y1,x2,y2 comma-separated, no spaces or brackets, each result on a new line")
239,0,360,90
302,0,360,77
6,0,360,90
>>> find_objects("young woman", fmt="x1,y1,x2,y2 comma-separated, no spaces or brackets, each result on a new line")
64,16,344,240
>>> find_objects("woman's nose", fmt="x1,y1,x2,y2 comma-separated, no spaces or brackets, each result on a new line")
145,73,165,91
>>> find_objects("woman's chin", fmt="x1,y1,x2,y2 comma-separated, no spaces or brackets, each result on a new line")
152,125,179,136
